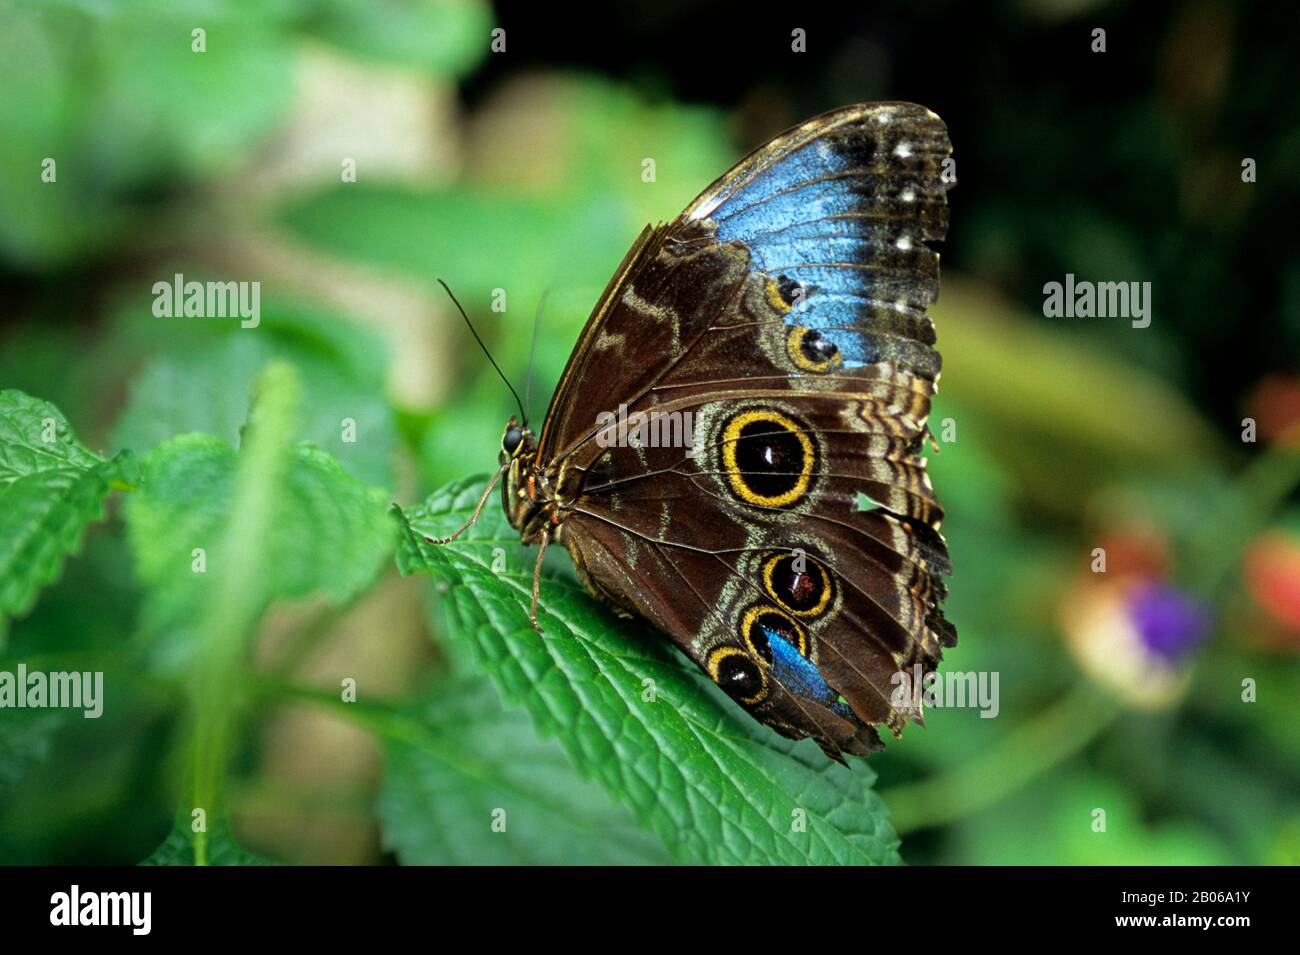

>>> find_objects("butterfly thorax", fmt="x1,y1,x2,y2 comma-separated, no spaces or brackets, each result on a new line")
500,418,571,545
503,454,552,544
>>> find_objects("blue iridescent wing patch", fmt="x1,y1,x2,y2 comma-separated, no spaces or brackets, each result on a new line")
685,102,950,379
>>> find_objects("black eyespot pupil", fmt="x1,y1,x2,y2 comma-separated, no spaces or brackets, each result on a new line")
717,655,761,699
776,274,802,306
770,555,826,612
503,428,523,454
800,329,838,364
735,420,805,497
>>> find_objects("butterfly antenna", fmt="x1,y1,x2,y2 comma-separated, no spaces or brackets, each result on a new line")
437,278,527,424
524,289,549,427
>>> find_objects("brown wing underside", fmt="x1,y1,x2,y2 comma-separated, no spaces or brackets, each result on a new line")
537,102,954,759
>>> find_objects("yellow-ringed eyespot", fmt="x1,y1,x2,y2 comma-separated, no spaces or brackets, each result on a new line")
720,409,816,508
706,645,767,705
766,273,807,314
765,280,792,314
762,552,833,617
740,604,808,663
786,325,842,373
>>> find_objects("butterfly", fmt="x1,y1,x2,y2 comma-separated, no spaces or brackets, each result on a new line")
437,102,956,761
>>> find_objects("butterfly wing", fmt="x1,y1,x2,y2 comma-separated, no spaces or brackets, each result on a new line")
543,102,954,759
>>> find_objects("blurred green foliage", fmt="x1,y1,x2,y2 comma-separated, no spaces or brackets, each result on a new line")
0,0,1297,866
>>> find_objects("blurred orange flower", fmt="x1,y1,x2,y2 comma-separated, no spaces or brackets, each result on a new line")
1243,531,1300,639
1245,374,1300,448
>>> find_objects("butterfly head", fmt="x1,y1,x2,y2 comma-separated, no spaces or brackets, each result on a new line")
499,415,536,465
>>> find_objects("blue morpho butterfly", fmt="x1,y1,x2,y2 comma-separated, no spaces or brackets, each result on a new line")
435,103,956,760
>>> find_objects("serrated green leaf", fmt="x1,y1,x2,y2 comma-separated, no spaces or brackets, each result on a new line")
140,819,274,866
0,390,103,480
124,432,395,662
393,477,902,866
0,390,121,639
379,675,671,865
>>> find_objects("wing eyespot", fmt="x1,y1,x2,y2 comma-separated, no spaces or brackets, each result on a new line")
740,604,808,663
720,409,816,507
706,645,768,706
762,552,834,617
786,325,842,374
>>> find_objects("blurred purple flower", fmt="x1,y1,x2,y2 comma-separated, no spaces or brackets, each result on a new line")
1129,584,1210,663
1061,571,1212,710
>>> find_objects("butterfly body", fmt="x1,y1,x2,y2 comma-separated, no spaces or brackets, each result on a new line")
495,103,955,760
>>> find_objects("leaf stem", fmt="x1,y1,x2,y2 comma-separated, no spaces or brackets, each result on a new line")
1186,438,1300,596
187,363,300,865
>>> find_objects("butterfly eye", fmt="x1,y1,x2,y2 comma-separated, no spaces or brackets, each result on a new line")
502,427,524,456
706,646,767,706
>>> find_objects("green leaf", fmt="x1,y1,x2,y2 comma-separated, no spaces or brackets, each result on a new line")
140,819,274,866
111,298,397,488
379,675,670,867
0,390,122,639
124,432,395,662
306,0,491,77
280,187,625,320
393,477,902,866
175,362,304,866
0,1,296,266
379,676,671,865
0,709,64,795
0,389,103,480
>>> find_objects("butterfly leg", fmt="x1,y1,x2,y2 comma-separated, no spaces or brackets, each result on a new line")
423,462,507,545
530,529,549,635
